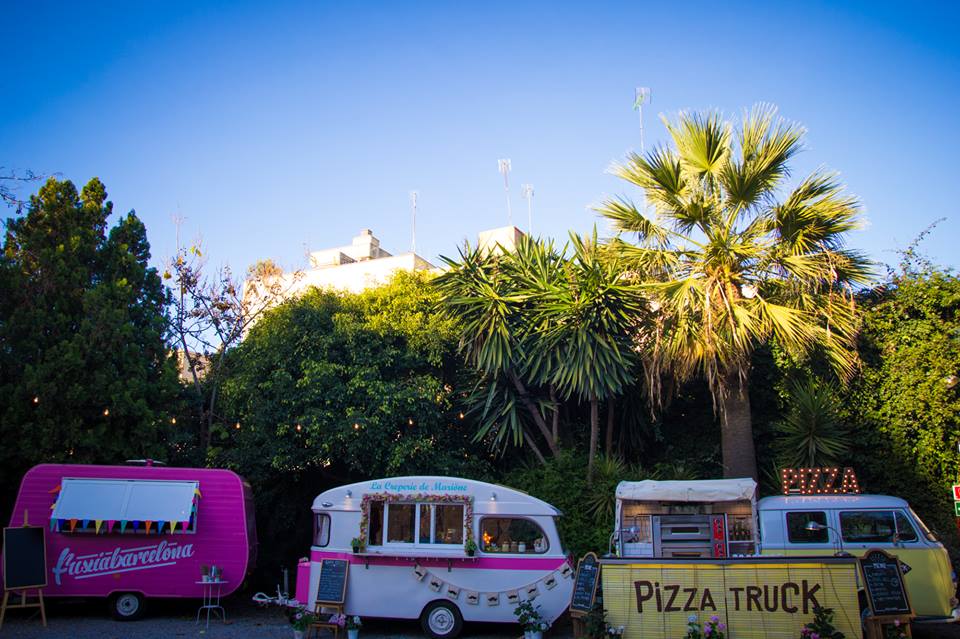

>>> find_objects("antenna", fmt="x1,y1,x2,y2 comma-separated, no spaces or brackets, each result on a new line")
409,190,419,254
633,87,652,152
497,159,512,225
521,184,534,233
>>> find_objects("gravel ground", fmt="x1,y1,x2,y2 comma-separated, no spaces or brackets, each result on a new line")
0,599,956,638
0,598,556,639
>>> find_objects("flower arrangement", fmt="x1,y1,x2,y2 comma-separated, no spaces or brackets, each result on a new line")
345,615,363,630
881,619,907,639
605,624,625,637
683,614,726,639
513,600,549,633
289,607,315,631
350,537,364,553
465,539,478,556
799,605,846,639
329,613,346,627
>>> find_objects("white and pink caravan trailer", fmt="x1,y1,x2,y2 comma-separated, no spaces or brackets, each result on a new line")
3,463,257,620
295,476,574,638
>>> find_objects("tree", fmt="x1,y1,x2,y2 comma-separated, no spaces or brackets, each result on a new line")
165,234,301,456
522,232,645,479
598,104,871,479
0,177,178,504
211,272,490,581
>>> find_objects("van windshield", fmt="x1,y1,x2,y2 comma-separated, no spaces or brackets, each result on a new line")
908,507,938,542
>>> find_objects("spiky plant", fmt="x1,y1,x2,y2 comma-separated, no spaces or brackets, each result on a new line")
775,379,850,468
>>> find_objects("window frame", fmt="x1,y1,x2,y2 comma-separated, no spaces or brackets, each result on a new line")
478,516,550,554
369,501,466,548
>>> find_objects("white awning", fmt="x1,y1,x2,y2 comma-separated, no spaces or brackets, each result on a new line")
51,478,199,524
615,478,757,503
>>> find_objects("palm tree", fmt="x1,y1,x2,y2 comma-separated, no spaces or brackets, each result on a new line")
774,379,850,468
597,104,872,479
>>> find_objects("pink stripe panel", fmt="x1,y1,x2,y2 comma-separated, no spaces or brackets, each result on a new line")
310,549,565,571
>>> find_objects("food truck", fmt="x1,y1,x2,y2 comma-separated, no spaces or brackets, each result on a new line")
604,478,864,638
3,463,257,620
758,493,959,621
296,476,573,638
611,478,759,558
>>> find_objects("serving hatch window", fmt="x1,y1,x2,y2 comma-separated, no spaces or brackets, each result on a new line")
480,517,548,554
367,500,464,547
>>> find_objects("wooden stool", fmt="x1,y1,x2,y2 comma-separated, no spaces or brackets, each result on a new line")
309,603,343,639
863,614,913,639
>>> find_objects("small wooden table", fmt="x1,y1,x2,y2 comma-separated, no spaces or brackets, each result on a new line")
195,579,227,628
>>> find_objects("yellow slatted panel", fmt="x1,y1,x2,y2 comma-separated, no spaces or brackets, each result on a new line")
601,561,862,639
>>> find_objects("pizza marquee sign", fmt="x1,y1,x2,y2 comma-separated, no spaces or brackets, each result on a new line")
781,467,861,495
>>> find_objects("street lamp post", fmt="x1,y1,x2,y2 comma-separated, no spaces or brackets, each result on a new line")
497,159,512,225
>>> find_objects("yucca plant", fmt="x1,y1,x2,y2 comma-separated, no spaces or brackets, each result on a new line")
598,104,872,479
774,379,850,468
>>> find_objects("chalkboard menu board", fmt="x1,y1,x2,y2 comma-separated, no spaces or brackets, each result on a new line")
859,549,911,615
3,526,47,590
315,559,349,605
570,552,600,614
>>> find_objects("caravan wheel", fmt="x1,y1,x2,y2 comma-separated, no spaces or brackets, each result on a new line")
110,592,146,621
420,600,463,639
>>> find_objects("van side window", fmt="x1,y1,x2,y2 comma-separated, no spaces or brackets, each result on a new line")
894,511,918,542
480,517,548,554
840,511,896,543
786,511,828,543
314,513,331,547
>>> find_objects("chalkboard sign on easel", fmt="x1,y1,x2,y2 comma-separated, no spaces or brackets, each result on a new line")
859,549,911,616
570,552,600,615
0,510,48,630
315,559,349,606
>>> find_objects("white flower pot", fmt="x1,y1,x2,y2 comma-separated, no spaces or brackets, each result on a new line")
348,629,360,639
523,631,532,639
531,632,543,639
293,631,305,639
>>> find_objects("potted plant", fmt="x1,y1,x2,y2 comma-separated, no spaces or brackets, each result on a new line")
800,606,846,639
605,624,625,639
683,614,726,639
350,537,364,553
345,614,363,639
514,601,547,639
200,564,210,582
289,607,315,639
465,539,478,557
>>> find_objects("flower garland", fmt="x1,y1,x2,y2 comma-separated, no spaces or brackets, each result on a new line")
358,493,475,551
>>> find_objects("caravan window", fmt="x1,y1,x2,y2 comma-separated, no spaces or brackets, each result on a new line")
368,500,385,546
387,504,416,543
314,514,331,547
480,517,548,554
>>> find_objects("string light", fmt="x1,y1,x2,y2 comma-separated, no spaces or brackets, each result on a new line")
33,396,40,405
295,424,302,432
408,418,414,426
170,417,177,425
235,422,241,430
353,423,360,430
458,412,465,420
103,408,110,416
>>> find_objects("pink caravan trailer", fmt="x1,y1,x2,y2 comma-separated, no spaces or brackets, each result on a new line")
4,463,257,620
295,476,574,639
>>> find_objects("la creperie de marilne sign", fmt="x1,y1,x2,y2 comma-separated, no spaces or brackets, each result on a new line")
781,467,861,495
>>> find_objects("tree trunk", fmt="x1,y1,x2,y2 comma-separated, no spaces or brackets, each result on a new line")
588,396,599,482
522,428,547,465
510,372,560,456
604,397,615,457
549,385,560,446
719,369,758,480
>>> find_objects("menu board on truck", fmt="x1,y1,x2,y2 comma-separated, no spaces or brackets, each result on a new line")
570,552,600,614
859,549,911,616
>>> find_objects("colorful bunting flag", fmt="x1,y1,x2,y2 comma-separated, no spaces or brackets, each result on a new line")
48,484,61,494
120,520,128,533
132,520,140,532
182,520,190,532
49,518,57,532
145,521,153,534
59,519,66,531
157,520,165,534
194,487,202,498
169,521,177,533
107,520,116,534
69,519,78,532
94,520,103,534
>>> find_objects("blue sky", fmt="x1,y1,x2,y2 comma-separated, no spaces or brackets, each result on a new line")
2,1,958,277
